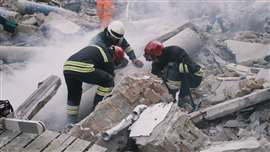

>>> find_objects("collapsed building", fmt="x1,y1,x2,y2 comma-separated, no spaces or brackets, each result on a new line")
0,0,270,152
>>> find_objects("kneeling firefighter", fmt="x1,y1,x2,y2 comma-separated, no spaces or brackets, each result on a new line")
63,45,124,124
144,41,203,111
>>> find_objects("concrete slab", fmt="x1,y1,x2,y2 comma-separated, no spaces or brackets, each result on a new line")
225,40,270,63
129,102,173,137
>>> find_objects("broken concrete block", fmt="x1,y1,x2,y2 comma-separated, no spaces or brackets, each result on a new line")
207,80,241,104
201,137,270,152
133,104,209,152
69,73,171,150
163,28,204,58
129,102,173,137
225,40,270,63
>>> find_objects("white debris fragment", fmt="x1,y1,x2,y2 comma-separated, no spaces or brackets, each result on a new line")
129,102,173,137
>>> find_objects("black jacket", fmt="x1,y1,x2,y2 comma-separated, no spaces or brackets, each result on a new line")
65,45,115,75
151,46,201,77
90,28,137,60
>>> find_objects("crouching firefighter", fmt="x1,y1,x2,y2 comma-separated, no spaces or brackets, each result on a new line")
63,45,124,124
91,20,144,68
144,41,203,111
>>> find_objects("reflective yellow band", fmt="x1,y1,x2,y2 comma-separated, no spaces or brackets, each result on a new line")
92,45,108,63
194,68,203,77
179,63,189,73
64,66,95,73
67,110,79,115
125,46,133,53
167,80,181,86
96,89,111,96
64,61,94,68
97,86,112,92
67,105,79,115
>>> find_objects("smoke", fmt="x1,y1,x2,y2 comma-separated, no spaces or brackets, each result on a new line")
2,0,268,130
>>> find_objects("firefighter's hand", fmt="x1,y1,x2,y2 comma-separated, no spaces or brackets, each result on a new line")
132,59,144,68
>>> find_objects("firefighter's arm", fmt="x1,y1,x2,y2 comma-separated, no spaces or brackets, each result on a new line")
121,38,143,68
151,62,164,77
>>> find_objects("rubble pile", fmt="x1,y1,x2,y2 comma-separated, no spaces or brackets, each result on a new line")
1,0,270,152
70,72,173,151
0,0,99,47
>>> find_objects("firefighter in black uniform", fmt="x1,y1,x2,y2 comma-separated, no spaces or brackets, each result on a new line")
144,40,203,107
63,45,124,124
91,20,144,68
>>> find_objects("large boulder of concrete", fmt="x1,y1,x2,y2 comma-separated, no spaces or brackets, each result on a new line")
225,40,270,63
69,72,172,142
132,104,209,152
163,28,204,58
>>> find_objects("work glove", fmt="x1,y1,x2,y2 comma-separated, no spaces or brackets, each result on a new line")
132,59,144,68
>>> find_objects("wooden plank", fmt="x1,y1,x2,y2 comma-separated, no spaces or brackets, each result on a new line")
0,131,21,148
23,130,59,152
190,87,270,123
64,138,91,152
43,134,76,152
0,133,38,152
16,75,61,120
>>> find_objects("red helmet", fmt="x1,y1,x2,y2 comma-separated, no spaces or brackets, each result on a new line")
144,40,164,61
113,46,124,62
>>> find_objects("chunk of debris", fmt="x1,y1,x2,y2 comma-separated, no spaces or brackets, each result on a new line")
129,102,173,137
69,72,172,151
225,40,270,63
133,104,209,152
15,0,75,16
190,87,270,123
163,27,204,58
201,137,270,152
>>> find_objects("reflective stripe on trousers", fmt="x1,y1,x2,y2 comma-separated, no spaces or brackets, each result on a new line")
96,86,112,97
67,105,79,115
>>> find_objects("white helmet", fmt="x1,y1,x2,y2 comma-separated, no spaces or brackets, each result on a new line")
107,21,125,40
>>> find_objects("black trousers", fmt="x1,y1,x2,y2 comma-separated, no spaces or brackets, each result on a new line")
64,69,114,107
165,63,202,98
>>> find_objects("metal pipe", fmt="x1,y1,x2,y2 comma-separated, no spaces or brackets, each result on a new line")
101,104,147,141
